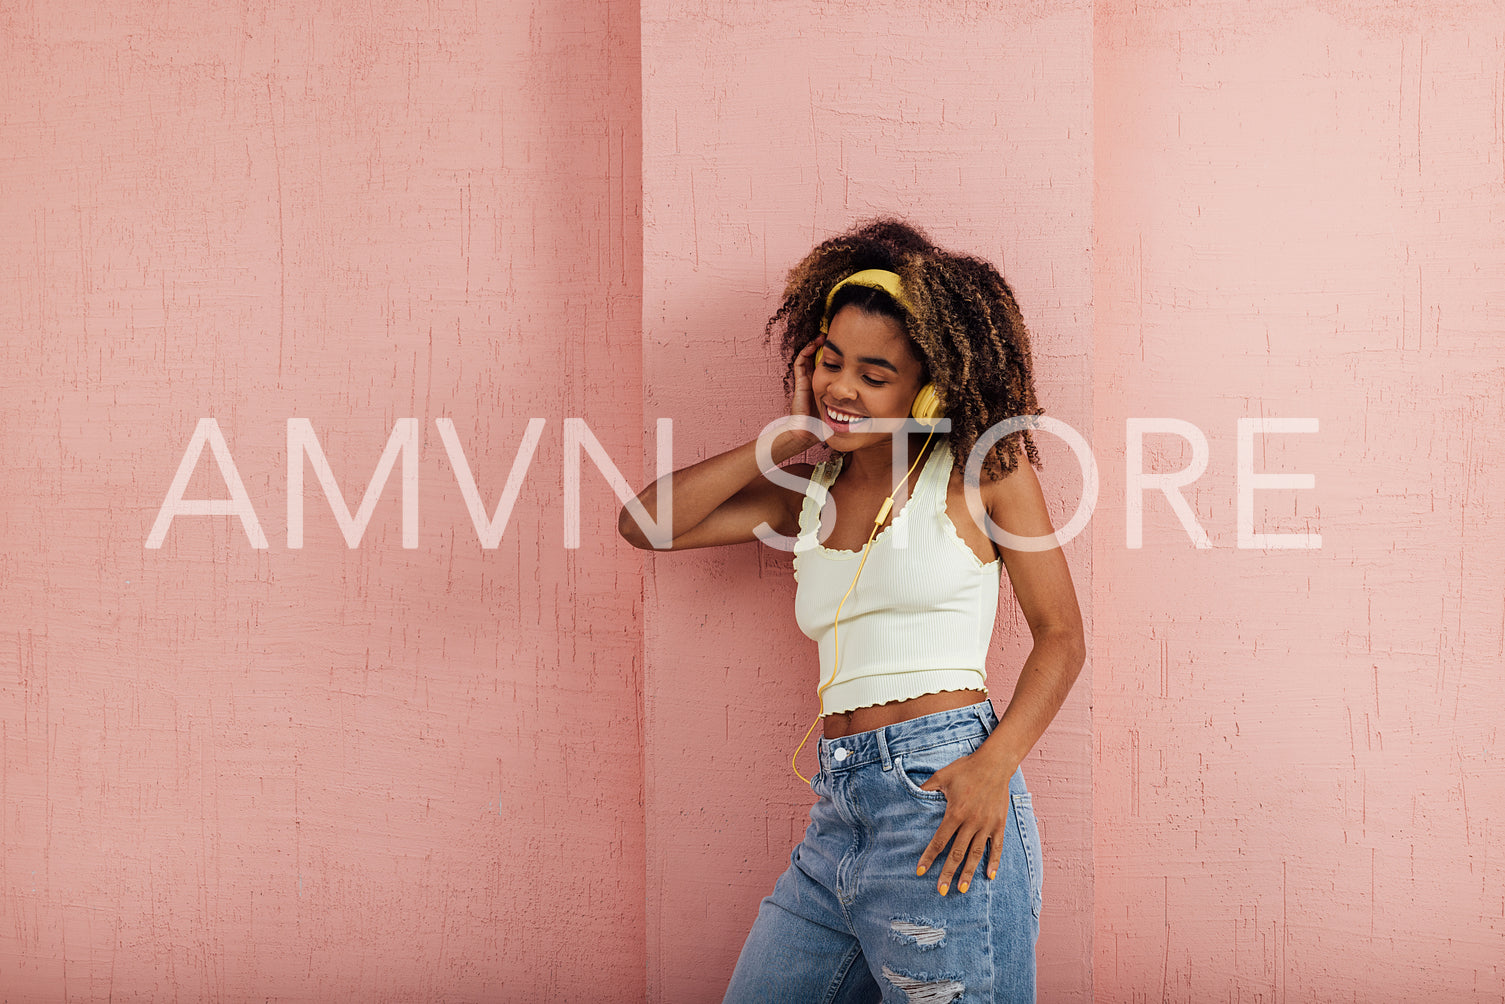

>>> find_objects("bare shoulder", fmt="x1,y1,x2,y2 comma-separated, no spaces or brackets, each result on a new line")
976,454,1057,540
771,460,817,511
941,450,1060,564
970,453,1083,640
732,458,818,517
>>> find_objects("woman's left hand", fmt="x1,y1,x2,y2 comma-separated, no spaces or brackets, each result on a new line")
915,747,1019,896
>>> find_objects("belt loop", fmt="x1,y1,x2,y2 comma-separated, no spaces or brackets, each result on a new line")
876,727,893,771
975,700,996,736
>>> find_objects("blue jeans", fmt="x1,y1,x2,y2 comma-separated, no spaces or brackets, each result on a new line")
723,701,1043,1003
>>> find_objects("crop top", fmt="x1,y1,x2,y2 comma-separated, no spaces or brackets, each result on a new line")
791,437,1003,715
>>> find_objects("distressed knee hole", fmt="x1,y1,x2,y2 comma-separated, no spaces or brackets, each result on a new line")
880,965,965,1004
889,918,947,948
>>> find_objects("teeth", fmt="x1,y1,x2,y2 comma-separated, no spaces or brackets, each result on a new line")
827,406,866,424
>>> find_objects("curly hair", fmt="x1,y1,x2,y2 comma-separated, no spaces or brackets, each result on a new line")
766,217,1045,481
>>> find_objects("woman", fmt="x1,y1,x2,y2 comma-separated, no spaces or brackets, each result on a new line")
619,218,1085,1003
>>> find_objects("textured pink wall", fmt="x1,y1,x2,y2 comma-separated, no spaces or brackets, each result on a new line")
0,1,645,999
6,0,1505,1000
1094,1,1505,999
638,3,1095,1000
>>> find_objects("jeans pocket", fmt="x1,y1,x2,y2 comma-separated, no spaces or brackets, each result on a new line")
1011,791,1044,919
894,737,980,801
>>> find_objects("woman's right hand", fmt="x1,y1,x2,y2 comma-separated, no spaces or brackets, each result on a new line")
779,337,826,453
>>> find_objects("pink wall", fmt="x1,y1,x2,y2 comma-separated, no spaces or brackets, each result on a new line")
0,1,645,999
1093,1,1505,999
5,0,1505,1001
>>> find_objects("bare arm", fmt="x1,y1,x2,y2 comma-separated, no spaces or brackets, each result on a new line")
978,457,1087,767
915,455,1086,895
616,430,816,550
618,337,827,551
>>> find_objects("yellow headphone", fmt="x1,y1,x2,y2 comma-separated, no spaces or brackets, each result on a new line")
791,269,946,784
813,268,946,428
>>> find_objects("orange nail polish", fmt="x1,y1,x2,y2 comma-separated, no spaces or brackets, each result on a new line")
958,882,969,893
938,884,948,896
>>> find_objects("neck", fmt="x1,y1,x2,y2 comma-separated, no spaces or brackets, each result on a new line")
840,431,938,487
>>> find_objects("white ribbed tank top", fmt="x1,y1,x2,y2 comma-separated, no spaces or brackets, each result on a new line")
792,438,1002,715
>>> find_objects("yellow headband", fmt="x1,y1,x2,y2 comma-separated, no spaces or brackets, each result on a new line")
820,268,912,333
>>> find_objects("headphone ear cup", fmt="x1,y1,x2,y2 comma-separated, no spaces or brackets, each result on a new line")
910,383,944,426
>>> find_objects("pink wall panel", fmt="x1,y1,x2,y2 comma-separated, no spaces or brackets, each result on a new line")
639,3,1095,1000
1094,1,1505,999
0,1,644,999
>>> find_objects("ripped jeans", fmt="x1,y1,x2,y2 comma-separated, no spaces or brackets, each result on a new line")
723,701,1043,1004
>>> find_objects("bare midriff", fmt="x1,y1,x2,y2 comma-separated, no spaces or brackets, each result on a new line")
822,688,989,740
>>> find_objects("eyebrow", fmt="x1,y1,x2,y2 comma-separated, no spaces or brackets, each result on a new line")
820,340,900,375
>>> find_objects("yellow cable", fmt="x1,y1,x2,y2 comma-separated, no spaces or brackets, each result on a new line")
792,430,937,785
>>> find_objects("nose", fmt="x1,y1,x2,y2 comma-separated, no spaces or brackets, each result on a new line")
827,368,859,401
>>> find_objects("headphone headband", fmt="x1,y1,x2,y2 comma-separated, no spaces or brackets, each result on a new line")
820,268,912,333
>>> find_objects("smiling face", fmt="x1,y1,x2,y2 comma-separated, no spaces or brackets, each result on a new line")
812,304,928,449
